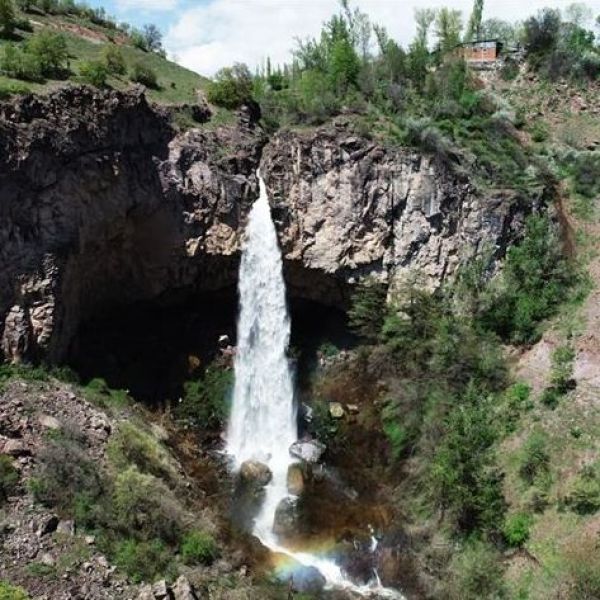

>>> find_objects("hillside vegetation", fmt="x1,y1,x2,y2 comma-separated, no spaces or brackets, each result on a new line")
0,0,208,104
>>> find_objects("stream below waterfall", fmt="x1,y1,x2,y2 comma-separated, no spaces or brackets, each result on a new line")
226,174,404,599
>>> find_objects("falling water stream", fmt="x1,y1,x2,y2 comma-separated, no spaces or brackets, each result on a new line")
227,174,403,599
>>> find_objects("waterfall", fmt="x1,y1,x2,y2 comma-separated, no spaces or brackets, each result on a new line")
227,173,404,600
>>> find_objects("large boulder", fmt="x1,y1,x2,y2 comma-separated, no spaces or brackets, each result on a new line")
289,439,326,464
287,463,305,496
273,497,301,539
240,460,272,487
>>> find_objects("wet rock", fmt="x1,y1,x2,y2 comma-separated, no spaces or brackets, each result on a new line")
346,404,360,414
172,575,198,600
289,439,326,463
290,565,326,594
329,402,345,419
273,497,301,538
240,460,272,487
287,464,305,496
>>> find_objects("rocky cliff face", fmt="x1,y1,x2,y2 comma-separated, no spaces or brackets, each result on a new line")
262,122,534,301
0,87,263,363
0,88,539,364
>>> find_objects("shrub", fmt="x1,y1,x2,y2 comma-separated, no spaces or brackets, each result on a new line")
107,422,174,480
429,383,505,534
83,378,131,408
0,455,19,503
565,466,600,515
26,31,68,77
549,344,576,394
0,581,29,600
102,44,126,75
0,78,30,98
130,62,157,88
114,539,173,583
180,530,218,565
0,0,16,38
446,540,506,600
112,467,182,543
481,215,575,344
79,60,108,87
30,429,102,511
519,430,550,485
503,512,533,546
0,43,42,81
175,366,232,430
348,281,387,342
206,63,253,109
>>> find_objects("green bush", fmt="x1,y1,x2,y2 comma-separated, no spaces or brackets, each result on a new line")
0,43,42,81
130,62,158,88
481,215,575,344
79,60,108,87
550,344,576,393
180,530,218,565
446,540,506,600
348,281,387,342
114,539,174,583
30,429,103,511
26,31,68,77
83,377,130,408
107,422,174,480
112,467,182,544
0,78,31,98
175,366,232,429
0,581,29,600
102,44,126,75
206,63,253,109
519,430,550,485
0,0,16,38
0,455,19,503
503,512,533,546
565,466,600,515
429,383,505,534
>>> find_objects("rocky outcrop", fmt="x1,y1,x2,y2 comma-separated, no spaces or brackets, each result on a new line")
0,88,541,364
0,86,263,363
262,122,538,302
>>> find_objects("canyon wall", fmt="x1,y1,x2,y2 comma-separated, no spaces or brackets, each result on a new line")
0,87,540,363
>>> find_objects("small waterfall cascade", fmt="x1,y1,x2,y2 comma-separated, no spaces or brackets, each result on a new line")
227,173,403,600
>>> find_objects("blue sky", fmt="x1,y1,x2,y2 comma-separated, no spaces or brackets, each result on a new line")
84,0,600,77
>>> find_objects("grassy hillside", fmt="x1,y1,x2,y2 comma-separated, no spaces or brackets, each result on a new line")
0,6,208,105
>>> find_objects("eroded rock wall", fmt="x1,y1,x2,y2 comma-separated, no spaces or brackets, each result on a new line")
0,87,263,362
0,88,541,364
262,124,535,298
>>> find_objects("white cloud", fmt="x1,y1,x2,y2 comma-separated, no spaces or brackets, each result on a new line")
116,0,179,10
165,0,600,77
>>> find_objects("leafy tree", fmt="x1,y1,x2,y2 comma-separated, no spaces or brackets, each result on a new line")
206,63,253,109
414,7,436,47
481,18,519,45
26,31,68,76
0,0,16,37
142,23,162,52
348,281,387,342
523,8,561,57
102,44,126,75
565,3,593,27
435,8,463,53
328,36,360,94
465,0,485,41
0,42,42,80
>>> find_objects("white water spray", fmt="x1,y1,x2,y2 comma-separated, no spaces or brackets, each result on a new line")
227,174,403,599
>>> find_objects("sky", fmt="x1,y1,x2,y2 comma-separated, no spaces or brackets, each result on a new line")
87,0,600,76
